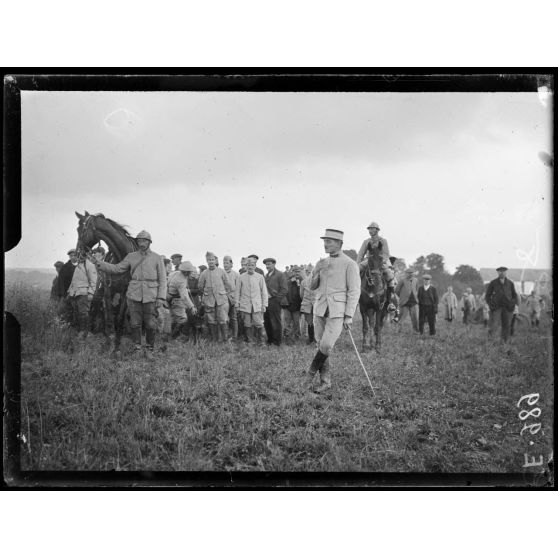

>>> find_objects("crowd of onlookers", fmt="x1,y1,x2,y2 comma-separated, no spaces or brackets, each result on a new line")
50,245,549,351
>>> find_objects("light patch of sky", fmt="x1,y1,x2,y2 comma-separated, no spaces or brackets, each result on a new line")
7,90,552,273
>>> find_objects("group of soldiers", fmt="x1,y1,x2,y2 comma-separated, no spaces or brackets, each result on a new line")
49,220,547,393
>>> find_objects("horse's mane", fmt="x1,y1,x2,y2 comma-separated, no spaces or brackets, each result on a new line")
93,213,133,240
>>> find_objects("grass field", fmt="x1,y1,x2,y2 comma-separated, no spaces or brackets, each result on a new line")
5,283,554,477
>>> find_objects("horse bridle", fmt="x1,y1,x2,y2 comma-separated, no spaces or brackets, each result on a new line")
76,214,101,260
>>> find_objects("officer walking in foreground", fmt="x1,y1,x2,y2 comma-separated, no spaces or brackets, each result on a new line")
306,229,360,393
90,230,167,356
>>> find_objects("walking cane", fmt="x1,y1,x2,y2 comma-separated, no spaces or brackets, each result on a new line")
347,327,377,398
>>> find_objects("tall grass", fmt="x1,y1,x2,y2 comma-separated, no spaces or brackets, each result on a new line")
5,283,554,475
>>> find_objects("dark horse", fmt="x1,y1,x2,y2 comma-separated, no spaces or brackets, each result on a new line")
358,245,389,353
75,211,137,350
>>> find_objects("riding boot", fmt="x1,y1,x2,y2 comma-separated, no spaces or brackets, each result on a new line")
231,319,238,340
255,327,265,346
145,328,156,351
171,323,181,340
307,324,315,344
245,326,254,344
307,350,328,389
315,358,332,393
209,323,219,343
131,326,142,346
219,323,229,343
180,323,190,342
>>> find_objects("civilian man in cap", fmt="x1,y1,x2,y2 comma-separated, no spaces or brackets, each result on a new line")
90,230,166,356
247,254,265,275
90,246,111,334
417,274,439,335
485,266,518,343
170,254,183,271
198,252,234,342
223,255,240,340
306,229,360,393
59,248,80,323
395,267,419,332
263,257,288,346
238,257,248,275
67,248,98,338
167,261,197,340
235,257,269,345
300,266,316,344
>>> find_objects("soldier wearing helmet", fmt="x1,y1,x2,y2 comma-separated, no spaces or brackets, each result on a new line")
166,261,198,340
356,221,395,297
90,229,166,356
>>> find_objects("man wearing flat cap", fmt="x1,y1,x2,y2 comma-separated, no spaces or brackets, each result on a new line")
306,229,360,393
67,247,98,338
167,261,198,340
395,267,419,332
198,252,234,342
485,266,518,342
263,257,288,346
90,230,166,355
417,273,439,335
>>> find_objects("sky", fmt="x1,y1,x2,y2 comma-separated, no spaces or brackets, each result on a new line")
6,89,553,273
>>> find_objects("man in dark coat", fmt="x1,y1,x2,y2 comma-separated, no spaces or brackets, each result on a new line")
284,265,303,341
263,257,288,346
485,266,518,342
417,274,439,335
58,249,79,323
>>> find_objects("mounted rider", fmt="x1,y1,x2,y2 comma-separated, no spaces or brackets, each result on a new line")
356,221,395,298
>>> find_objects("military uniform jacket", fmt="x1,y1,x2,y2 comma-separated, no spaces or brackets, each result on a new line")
235,272,269,313
310,253,360,319
198,267,233,307
96,249,166,303
356,235,390,265
167,271,195,310
299,276,316,314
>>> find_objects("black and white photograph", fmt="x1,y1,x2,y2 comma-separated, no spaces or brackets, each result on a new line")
3,73,554,485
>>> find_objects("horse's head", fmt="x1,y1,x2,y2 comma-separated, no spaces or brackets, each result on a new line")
362,268,385,298
75,210,98,257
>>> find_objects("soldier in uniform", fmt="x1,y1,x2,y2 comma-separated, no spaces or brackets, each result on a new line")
167,261,197,340
223,255,240,341
356,221,395,298
198,252,234,342
306,229,360,393
90,230,167,356
235,257,269,345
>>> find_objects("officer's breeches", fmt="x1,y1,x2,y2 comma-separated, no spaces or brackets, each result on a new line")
313,315,344,356
170,299,188,325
